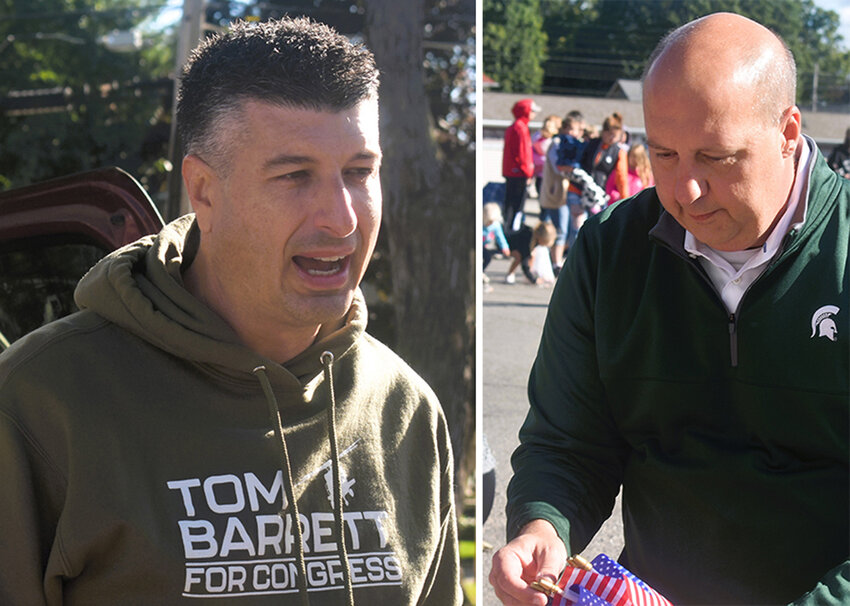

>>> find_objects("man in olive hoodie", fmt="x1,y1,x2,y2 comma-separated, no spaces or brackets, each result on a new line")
0,17,461,605
491,13,848,606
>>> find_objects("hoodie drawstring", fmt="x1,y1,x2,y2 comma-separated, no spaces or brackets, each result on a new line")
320,351,354,606
253,365,310,606
253,354,354,606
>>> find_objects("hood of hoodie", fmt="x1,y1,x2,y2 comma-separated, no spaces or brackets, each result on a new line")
74,214,367,396
512,98,535,121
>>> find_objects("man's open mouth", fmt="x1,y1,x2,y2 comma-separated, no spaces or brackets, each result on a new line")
293,255,348,276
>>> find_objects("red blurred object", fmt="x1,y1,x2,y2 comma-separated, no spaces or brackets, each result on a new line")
0,167,164,349
0,166,164,249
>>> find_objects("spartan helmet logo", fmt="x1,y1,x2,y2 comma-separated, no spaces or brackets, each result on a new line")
810,305,840,342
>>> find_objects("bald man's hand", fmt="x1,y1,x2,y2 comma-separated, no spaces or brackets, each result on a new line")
489,519,568,605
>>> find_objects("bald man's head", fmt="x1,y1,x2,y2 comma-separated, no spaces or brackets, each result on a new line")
642,12,796,126
640,13,803,251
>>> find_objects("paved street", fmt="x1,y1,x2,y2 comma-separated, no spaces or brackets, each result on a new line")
481,208,624,605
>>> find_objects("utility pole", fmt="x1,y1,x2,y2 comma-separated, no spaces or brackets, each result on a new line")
166,0,205,221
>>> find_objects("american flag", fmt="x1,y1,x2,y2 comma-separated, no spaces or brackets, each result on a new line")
548,554,673,606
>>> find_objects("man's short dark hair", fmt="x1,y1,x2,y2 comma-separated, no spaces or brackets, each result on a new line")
177,16,380,164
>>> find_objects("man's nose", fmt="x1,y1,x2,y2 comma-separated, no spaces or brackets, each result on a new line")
316,176,357,238
674,163,706,205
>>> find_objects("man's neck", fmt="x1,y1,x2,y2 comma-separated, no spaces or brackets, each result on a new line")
751,138,808,249
182,253,320,364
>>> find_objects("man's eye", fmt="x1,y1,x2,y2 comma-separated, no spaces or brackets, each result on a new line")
703,154,734,165
346,167,376,180
277,170,309,181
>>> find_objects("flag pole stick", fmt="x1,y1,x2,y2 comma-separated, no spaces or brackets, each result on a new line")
530,554,595,597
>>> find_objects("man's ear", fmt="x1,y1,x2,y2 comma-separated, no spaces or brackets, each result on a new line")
182,154,219,233
780,106,802,158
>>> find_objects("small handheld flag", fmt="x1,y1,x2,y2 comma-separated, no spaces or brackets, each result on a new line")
534,554,673,606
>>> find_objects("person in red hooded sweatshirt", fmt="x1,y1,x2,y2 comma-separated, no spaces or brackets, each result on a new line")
502,98,539,232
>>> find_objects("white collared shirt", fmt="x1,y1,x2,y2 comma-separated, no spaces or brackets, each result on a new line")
684,138,812,314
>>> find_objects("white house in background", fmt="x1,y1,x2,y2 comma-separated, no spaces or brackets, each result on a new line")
605,79,643,102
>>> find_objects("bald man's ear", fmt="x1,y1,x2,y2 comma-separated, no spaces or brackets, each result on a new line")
182,154,219,234
780,106,803,158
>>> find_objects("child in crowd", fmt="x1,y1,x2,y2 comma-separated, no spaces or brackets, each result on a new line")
555,115,609,214
605,143,655,204
529,222,558,286
555,115,587,171
504,221,557,285
482,202,510,283
502,223,536,284
532,115,563,198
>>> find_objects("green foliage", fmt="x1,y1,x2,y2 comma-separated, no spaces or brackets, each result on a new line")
483,0,547,92
0,1,175,195
538,0,850,106
422,0,476,152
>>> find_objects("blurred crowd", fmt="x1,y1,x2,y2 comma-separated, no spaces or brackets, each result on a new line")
486,98,849,287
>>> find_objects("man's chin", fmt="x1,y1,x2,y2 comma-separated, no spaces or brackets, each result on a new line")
289,289,356,326
684,218,740,251
693,228,754,252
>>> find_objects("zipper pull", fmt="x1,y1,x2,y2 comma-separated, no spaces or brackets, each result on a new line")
728,313,738,367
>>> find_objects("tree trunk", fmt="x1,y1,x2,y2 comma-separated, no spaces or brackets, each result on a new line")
363,0,476,505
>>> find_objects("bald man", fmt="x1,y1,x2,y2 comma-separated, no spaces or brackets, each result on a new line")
490,13,848,606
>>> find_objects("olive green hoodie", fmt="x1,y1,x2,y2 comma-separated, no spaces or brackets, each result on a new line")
0,215,461,605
